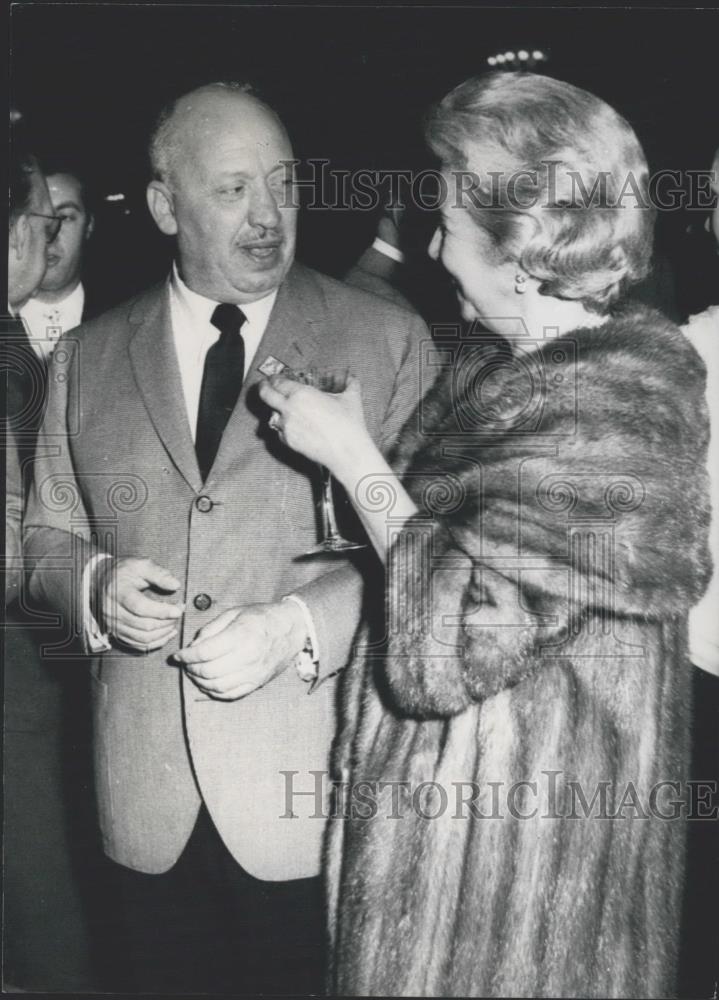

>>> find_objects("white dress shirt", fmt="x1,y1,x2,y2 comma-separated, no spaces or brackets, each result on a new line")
169,263,276,440
20,282,85,359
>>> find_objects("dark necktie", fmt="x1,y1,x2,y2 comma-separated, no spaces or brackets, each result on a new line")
195,303,246,482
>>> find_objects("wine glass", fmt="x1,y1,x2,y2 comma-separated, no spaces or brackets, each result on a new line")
262,362,366,555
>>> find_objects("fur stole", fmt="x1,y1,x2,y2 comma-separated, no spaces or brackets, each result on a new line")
382,305,712,718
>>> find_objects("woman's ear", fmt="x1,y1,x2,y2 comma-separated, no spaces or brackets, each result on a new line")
146,181,178,236
606,244,628,273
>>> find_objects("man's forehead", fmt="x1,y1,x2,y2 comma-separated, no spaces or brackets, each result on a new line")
176,90,282,141
30,169,52,211
47,173,84,206
180,116,291,184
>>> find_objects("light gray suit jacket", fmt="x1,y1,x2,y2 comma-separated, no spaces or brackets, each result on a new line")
24,263,431,879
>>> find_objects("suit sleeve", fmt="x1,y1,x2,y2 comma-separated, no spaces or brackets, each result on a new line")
294,312,432,685
23,336,95,652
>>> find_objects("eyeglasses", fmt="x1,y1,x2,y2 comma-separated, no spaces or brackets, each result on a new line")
27,212,63,244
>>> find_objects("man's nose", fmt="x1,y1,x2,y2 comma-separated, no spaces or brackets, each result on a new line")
248,183,281,230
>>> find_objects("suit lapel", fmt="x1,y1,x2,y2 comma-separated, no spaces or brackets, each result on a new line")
207,264,326,483
126,266,328,491
128,282,203,493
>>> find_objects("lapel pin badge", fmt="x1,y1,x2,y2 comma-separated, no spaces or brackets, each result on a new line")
257,355,288,377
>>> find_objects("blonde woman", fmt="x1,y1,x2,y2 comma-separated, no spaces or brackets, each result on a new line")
262,73,711,997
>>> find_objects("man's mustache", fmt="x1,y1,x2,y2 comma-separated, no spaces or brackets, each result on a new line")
236,230,283,249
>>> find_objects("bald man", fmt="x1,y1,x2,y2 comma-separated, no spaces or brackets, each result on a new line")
24,82,429,992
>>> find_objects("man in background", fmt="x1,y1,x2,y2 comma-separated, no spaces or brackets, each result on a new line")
6,139,56,589
345,199,462,328
7,149,55,319
344,206,413,309
5,133,96,992
20,163,97,355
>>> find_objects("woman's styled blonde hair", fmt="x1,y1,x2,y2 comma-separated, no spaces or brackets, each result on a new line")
426,72,655,312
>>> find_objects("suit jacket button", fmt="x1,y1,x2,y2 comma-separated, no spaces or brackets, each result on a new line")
193,593,212,611
196,495,213,513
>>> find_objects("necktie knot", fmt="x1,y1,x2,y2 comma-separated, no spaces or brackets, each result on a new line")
211,303,246,340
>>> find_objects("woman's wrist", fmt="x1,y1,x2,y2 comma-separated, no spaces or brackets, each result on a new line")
333,433,384,492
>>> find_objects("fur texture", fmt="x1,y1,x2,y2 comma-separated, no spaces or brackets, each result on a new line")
325,306,711,998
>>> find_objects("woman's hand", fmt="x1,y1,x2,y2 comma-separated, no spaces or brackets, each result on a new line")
258,374,371,481
260,372,418,561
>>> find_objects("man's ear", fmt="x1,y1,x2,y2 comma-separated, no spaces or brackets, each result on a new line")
85,213,95,240
147,181,178,236
8,215,29,261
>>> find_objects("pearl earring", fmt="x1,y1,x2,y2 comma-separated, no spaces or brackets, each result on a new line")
515,273,527,294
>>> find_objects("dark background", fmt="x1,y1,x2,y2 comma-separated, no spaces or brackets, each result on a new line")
9,3,719,307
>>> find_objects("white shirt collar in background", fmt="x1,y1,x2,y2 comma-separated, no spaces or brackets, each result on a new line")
20,282,85,359
169,262,278,441
371,236,404,264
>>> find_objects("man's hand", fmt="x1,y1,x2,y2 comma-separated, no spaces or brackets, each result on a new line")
95,557,184,652
172,600,307,701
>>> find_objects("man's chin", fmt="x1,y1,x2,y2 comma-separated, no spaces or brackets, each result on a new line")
38,279,67,294
230,258,293,297
38,262,71,291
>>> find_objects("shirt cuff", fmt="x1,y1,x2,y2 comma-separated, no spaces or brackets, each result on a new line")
282,593,320,683
83,553,112,652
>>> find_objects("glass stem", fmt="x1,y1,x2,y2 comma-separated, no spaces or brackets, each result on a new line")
319,466,340,541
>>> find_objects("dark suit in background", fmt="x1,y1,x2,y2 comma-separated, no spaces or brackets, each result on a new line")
344,243,414,309
3,313,98,991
